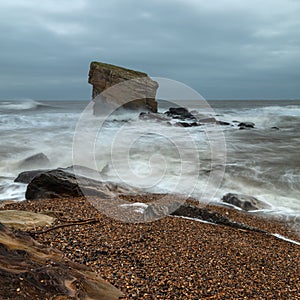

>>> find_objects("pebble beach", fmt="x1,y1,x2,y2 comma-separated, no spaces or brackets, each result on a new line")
2,195,299,299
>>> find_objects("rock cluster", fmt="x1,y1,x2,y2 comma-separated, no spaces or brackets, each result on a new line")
88,62,158,114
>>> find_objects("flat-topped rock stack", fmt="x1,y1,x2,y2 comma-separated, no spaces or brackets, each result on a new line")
88,61,158,114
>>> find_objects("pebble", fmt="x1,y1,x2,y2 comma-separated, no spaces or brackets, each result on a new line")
2,196,300,299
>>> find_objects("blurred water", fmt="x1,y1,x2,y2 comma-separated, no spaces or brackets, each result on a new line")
0,99,299,218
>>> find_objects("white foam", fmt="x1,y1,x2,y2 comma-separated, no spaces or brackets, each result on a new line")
272,234,300,246
119,203,149,214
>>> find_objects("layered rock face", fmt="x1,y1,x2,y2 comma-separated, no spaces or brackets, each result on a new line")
0,222,123,299
88,61,158,113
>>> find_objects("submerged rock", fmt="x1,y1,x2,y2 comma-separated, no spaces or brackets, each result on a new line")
164,107,196,120
139,112,172,122
221,193,271,211
88,61,158,114
0,222,123,299
14,169,50,183
238,122,255,129
19,152,50,169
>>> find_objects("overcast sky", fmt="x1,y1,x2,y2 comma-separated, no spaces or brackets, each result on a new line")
1,0,300,100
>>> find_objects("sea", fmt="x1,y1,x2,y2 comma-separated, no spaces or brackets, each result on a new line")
0,99,299,223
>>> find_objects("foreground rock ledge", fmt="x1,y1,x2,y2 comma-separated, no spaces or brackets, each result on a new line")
88,61,158,114
0,222,123,300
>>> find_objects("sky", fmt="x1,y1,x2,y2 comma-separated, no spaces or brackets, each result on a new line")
0,0,300,100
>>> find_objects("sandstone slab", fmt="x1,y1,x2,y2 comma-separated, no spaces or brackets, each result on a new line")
88,61,158,114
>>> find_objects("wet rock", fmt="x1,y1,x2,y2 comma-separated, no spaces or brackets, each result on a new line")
25,169,137,200
139,112,171,122
175,121,200,127
0,222,123,299
221,193,271,211
217,121,231,126
14,169,50,183
164,107,196,120
88,61,158,114
171,203,266,233
0,210,55,230
19,153,50,169
15,165,105,184
238,122,255,128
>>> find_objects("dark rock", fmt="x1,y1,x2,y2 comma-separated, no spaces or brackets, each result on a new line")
25,169,136,200
175,122,200,127
14,169,50,183
217,121,231,126
14,165,103,184
238,122,255,128
19,153,50,169
0,223,123,299
221,193,271,211
171,204,266,233
271,126,280,130
88,61,158,114
164,107,196,120
139,112,171,122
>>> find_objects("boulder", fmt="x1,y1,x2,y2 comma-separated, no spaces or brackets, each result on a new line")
25,169,137,200
0,222,123,299
0,210,55,230
19,152,50,169
15,165,105,184
221,193,271,211
88,61,158,114
164,107,195,120
14,169,50,183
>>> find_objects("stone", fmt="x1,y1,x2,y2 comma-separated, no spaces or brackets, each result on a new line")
14,169,50,183
15,165,105,184
0,223,123,299
88,61,158,114
164,107,196,120
238,122,255,128
139,112,172,122
19,152,50,169
170,204,266,233
221,193,271,211
25,169,137,200
175,122,200,127
0,210,55,230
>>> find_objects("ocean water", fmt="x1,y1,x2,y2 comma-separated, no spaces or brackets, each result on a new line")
0,99,299,220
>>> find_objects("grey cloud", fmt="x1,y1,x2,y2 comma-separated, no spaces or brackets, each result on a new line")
0,0,299,100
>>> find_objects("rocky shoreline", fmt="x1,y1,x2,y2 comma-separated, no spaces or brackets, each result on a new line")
1,194,299,299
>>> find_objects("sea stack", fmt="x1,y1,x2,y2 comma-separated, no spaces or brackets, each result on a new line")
88,61,158,114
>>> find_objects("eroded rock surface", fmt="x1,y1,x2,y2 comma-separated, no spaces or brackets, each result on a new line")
0,222,123,299
0,210,55,230
88,61,158,114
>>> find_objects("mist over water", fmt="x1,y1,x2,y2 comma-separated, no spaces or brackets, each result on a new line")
0,99,299,219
